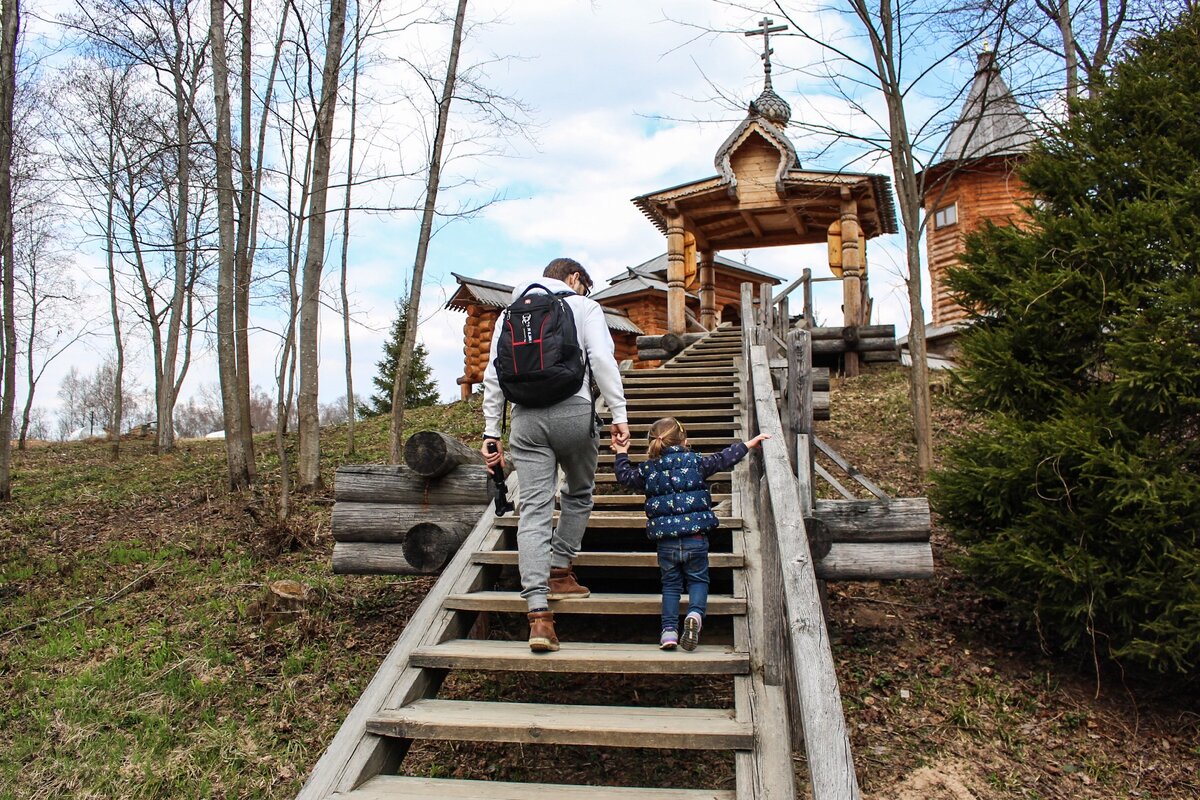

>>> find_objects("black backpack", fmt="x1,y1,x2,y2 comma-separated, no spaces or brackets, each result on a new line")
494,283,589,408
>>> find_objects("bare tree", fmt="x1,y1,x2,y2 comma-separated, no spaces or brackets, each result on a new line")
66,0,214,455
210,0,253,488
0,0,19,499
388,0,468,463
295,0,349,490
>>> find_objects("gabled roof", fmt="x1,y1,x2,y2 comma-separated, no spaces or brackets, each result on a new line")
445,273,643,335
938,50,1035,164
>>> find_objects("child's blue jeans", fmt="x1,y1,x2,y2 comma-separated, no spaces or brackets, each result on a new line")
657,533,710,631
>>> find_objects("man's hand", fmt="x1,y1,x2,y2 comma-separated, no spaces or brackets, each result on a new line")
609,422,630,450
481,438,505,472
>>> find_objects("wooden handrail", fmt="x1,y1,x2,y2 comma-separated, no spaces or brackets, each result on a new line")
747,341,861,800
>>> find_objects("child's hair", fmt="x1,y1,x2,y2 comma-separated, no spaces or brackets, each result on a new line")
647,417,687,459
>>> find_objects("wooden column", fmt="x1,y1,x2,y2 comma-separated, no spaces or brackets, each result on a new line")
666,207,687,336
840,190,862,377
699,249,716,330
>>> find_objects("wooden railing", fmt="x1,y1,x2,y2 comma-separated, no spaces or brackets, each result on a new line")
739,282,862,800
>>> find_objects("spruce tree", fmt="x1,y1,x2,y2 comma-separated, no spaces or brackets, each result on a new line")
359,303,439,416
934,11,1200,673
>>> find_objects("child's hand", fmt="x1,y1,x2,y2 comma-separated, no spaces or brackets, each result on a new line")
611,440,630,454
746,433,772,449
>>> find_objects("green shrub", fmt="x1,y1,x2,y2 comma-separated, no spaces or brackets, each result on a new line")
933,11,1200,672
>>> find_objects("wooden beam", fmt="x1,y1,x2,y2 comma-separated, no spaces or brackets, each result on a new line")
812,434,890,500
740,210,765,238
784,205,808,237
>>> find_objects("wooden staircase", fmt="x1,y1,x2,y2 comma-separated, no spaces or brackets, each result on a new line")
301,326,806,799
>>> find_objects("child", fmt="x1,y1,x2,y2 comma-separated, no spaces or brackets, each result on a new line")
612,417,770,651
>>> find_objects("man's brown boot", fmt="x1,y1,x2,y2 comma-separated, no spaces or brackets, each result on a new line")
548,566,590,599
527,610,559,652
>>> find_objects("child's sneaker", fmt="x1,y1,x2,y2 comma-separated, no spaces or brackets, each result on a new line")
659,628,679,650
681,612,702,651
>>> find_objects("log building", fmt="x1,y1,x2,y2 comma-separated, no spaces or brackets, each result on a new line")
919,48,1035,332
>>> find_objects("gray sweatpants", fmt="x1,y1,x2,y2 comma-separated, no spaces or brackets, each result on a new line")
508,397,598,611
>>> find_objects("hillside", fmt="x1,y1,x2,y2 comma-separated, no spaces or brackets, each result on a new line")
1,367,1196,799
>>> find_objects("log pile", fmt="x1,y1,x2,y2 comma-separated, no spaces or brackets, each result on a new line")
332,431,493,575
809,324,898,362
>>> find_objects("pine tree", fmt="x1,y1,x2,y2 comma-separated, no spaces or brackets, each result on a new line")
933,11,1200,673
359,303,439,416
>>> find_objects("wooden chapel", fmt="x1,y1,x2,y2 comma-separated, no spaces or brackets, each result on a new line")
630,18,897,375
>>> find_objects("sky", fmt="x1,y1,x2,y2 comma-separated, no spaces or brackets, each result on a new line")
27,0,967,431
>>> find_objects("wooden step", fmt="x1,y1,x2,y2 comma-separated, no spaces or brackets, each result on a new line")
616,410,738,422
623,387,738,397
621,395,738,407
593,471,732,483
609,422,737,434
589,493,732,506
473,550,745,569
336,775,736,799
599,437,737,448
410,639,749,675
366,699,752,749
494,513,742,529
620,375,738,386
442,592,746,615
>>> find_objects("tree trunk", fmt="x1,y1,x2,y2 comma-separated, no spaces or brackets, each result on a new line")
388,0,469,463
1057,0,1080,107
297,0,349,489
104,127,124,463
340,10,363,457
210,0,251,490
234,0,256,479
850,0,935,475
0,0,18,500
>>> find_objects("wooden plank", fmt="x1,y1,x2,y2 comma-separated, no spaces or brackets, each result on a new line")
812,434,890,500
816,542,934,581
442,592,747,615
366,700,753,750
472,550,745,569
812,498,931,542
336,775,736,800
750,345,861,799
814,462,856,500
409,640,750,675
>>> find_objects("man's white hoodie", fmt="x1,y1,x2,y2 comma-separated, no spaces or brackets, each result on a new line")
482,277,628,438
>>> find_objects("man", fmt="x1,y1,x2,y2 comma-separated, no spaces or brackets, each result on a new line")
480,258,630,652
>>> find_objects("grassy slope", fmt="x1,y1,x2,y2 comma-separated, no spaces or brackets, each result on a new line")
0,375,1196,799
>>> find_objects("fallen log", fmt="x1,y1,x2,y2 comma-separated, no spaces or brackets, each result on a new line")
402,521,473,572
334,463,492,505
403,430,483,478
331,502,486,542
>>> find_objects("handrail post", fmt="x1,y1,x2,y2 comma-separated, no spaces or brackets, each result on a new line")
802,268,813,330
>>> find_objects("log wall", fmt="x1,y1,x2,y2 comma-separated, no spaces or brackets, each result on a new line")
925,160,1031,326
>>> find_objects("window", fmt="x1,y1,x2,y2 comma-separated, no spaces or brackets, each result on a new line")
934,203,958,229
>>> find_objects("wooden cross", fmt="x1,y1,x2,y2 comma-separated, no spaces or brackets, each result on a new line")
744,17,788,76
